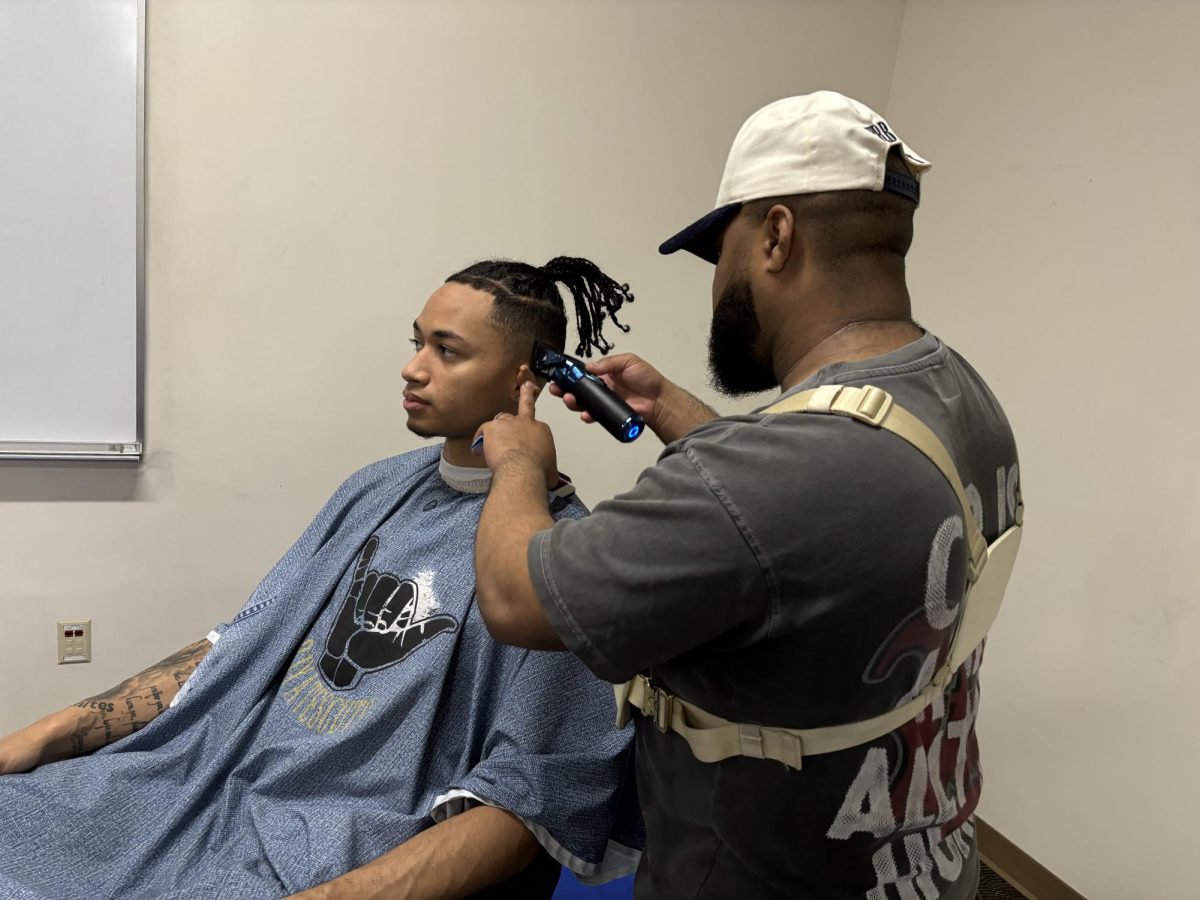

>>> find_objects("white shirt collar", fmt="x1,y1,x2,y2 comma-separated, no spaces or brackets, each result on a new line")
438,454,492,494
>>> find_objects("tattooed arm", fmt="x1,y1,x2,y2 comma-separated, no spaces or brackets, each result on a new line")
0,638,212,775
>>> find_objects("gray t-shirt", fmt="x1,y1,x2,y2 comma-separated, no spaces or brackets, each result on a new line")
529,333,1020,899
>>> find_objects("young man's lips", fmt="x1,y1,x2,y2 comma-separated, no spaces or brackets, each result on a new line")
403,393,430,412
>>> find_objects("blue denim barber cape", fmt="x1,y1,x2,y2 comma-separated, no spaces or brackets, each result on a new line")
0,446,641,898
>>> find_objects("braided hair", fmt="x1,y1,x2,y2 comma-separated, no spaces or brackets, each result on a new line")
445,256,633,357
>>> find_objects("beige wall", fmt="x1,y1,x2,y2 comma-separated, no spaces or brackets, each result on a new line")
887,2,1200,897
8,4,1182,895
0,0,907,727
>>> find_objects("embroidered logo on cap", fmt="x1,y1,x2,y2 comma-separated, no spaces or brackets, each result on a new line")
865,121,899,142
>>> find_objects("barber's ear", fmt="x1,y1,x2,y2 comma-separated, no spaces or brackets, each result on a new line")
763,204,795,274
512,364,538,401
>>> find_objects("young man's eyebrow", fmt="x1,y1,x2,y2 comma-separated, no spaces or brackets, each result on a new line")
431,329,471,345
412,321,472,346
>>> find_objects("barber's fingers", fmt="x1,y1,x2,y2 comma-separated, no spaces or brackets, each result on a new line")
547,386,592,421
585,352,639,376
548,383,592,418
555,391,596,424
517,380,539,419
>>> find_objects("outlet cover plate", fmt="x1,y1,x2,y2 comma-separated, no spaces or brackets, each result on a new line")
57,619,91,664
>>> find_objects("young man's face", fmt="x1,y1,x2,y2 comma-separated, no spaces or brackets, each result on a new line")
401,283,525,441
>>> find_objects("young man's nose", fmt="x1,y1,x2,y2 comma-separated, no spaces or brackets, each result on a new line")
401,353,429,385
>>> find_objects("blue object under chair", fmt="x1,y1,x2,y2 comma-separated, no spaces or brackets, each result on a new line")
552,869,635,899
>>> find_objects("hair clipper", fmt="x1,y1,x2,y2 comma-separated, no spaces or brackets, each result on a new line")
531,342,644,442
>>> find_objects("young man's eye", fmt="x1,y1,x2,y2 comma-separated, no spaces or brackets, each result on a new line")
408,338,423,351
438,345,458,359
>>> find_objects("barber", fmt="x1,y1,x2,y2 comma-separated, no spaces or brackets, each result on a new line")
473,92,1021,900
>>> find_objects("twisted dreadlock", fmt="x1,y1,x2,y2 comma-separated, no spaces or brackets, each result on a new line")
445,256,634,358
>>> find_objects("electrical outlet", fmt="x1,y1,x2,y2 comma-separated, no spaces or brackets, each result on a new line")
57,620,91,664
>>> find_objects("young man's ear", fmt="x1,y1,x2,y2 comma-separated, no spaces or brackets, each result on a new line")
512,364,540,401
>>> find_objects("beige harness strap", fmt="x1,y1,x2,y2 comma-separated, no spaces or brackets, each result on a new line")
767,385,991,580
614,384,1023,769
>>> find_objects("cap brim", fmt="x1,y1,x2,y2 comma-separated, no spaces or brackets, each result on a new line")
658,203,742,264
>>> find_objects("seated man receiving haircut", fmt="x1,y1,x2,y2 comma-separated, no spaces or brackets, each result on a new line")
0,257,642,900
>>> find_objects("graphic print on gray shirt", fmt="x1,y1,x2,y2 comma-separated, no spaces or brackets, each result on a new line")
530,332,1019,900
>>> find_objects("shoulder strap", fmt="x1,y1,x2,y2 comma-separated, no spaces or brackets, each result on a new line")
614,384,1023,769
763,384,992,582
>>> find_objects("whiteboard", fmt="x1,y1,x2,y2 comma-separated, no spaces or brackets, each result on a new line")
0,0,143,461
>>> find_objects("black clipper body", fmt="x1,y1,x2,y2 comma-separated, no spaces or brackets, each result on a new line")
531,342,644,443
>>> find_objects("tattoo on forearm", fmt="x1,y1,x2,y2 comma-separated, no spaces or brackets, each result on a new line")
70,722,88,757
69,639,211,755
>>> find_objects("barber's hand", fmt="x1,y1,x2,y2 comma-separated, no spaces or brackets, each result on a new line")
473,380,558,489
553,353,715,444
552,353,665,431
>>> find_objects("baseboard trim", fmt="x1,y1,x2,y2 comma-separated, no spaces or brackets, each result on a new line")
977,817,1087,900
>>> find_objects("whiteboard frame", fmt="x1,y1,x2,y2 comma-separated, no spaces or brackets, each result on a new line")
0,0,146,463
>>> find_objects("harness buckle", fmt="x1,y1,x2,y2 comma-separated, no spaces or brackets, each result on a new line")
642,680,675,733
845,385,893,426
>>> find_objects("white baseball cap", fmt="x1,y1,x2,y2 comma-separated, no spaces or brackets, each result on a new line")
659,91,931,263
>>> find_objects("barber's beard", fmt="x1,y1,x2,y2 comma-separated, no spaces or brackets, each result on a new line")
707,275,777,397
